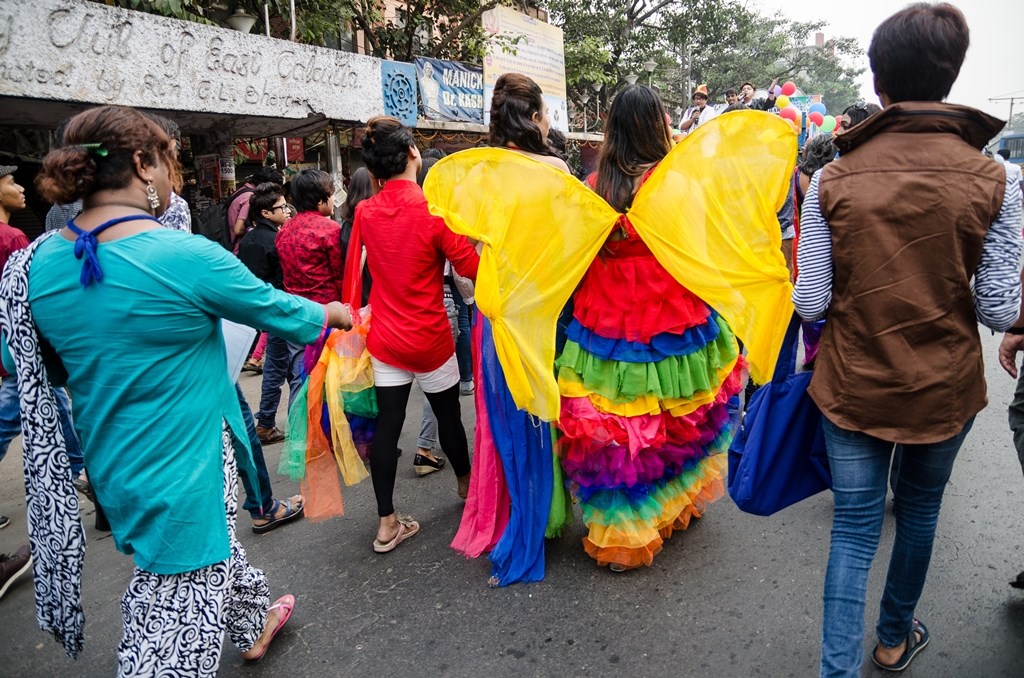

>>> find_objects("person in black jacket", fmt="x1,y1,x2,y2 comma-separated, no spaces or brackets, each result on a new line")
238,183,294,443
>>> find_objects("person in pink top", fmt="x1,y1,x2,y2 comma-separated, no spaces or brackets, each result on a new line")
346,115,479,553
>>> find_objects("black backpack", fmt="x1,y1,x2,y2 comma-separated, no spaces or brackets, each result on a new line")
194,186,254,249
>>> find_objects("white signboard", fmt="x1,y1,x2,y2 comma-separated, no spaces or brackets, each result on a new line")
0,0,384,123
481,7,568,133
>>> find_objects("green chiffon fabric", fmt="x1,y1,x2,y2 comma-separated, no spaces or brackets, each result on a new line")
556,315,739,404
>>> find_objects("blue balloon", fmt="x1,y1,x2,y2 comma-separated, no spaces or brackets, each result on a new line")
809,102,827,115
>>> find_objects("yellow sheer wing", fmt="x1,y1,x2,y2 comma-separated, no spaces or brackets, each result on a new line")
424,148,619,420
629,111,798,384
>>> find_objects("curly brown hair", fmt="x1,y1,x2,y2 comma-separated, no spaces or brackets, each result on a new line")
36,106,180,205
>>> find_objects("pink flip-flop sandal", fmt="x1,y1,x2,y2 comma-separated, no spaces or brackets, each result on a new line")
372,516,420,553
243,594,295,662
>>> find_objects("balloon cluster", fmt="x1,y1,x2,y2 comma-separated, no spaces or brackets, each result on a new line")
774,82,837,133
776,81,800,126
806,102,836,132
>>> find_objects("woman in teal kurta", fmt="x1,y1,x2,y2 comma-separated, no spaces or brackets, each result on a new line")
25,229,323,573
3,106,351,673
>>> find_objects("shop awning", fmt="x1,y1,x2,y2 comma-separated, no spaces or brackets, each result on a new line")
0,96,332,138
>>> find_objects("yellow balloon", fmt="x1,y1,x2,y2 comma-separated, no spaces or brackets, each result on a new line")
776,94,790,109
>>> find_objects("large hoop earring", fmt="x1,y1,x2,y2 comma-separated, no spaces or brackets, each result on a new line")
146,181,161,212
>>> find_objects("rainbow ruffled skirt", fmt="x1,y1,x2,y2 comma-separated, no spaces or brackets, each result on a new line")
556,245,743,570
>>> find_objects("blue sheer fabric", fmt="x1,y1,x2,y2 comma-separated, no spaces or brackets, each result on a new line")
565,315,721,363
479,316,552,586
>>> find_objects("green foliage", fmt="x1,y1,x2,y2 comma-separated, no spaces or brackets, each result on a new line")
100,0,215,24
549,0,863,118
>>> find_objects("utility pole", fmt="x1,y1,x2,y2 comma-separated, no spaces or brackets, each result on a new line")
991,96,1022,126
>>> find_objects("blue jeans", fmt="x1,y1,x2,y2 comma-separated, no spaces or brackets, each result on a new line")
234,383,274,518
0,377,84,475
820,416,973,678
454,294,472,383
256,335,302,429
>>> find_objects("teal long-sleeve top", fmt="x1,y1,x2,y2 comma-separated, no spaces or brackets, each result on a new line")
6,230,325,574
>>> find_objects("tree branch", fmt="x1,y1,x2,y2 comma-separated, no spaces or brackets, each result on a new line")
634,0,675,26
431,0,500,57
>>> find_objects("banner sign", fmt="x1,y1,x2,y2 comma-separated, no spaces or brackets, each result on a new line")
482,7,568,132
415,57,484,124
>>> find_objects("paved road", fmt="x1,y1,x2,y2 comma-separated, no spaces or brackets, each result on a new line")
2,331,1023,677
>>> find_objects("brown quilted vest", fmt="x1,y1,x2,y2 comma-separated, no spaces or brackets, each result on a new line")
809,102,1007,444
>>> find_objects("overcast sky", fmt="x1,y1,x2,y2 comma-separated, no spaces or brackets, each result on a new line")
749,0,1023,120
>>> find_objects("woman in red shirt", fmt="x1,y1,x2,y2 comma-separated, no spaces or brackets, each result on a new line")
351,116,479,553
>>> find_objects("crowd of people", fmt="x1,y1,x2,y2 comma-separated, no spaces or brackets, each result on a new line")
0,3,1021,677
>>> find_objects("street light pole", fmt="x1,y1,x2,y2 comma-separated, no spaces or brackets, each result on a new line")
685,44,693,100
591,82,602,128
643,60,657,87
580,93,591,133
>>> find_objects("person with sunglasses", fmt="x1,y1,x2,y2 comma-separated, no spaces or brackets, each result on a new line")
238,182,304,452
835,101,882,135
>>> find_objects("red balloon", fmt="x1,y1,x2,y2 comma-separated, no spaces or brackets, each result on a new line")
781,81,797,96
779,106,799,121
808,111,825,126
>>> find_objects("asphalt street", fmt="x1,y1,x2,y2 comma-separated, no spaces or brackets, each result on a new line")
1,330,1023,677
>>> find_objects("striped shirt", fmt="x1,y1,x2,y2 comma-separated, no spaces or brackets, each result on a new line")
793,168,1023,329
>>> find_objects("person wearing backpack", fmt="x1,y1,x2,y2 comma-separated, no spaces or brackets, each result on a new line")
229,166,284,248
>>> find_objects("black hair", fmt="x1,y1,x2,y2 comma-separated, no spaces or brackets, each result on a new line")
725,88,738,96
868,2,969,102
417,157,440,187
547,128,568,160
997,148,1011,160
340,167,373,222
842,102,873,128
422,148,447,160
595,85,673,212
489,72,551,155
799,135,837,176
290,168,333,213
362,116,416,180
252,165,284,185
248,182,284,223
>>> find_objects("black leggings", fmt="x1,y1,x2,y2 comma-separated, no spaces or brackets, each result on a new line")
370,382,471,517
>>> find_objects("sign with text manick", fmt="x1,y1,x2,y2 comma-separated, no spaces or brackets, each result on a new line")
0,0,383,123
415,57,483,124
481,7,568,132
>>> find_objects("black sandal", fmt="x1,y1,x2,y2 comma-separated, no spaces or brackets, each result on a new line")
871,618,929,672
252,498,304,534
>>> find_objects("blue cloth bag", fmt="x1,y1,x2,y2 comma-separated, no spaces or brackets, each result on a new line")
728,315,830,516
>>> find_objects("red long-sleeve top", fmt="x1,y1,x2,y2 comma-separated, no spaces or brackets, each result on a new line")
354,180,479,372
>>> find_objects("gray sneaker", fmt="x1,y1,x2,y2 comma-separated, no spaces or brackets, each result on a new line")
0,515,9,530
0,545,32,600
459,380,474,396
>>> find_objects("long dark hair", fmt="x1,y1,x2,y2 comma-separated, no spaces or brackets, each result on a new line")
489,73,551,155
340,167,372,223
595,85,673,212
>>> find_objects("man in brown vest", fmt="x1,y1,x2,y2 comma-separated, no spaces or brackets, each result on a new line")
792,3,1022,676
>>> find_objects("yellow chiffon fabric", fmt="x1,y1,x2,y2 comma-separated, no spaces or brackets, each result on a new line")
423,112,796,421
424,151,618,421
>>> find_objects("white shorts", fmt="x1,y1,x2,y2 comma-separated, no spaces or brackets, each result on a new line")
371,353,460,393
